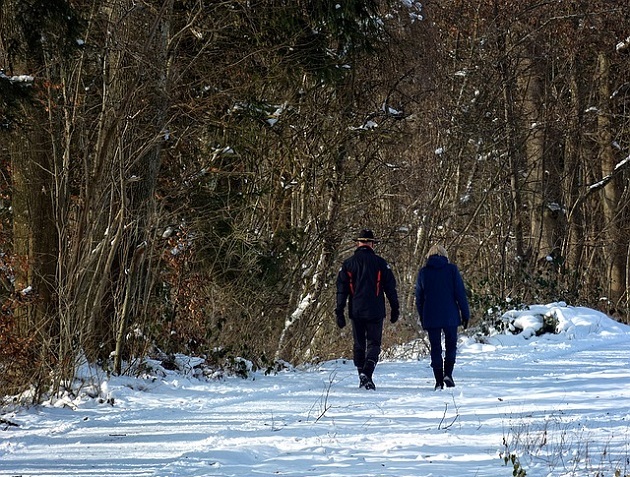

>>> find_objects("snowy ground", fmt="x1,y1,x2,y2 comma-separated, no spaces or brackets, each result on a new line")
2,303,630,477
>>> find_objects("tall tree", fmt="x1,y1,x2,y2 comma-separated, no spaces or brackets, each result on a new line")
0,1,82,390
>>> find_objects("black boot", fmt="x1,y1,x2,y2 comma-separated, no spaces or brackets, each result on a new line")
363,359,376,379
362,359,377,390
444,360,455,387
358,372,376,390
358,367,376,390
432,364,444,390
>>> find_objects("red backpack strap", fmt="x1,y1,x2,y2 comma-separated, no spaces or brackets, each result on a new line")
347,271,355,296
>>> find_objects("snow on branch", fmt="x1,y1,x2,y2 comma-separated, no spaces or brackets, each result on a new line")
588,155,630,192
617,36,630,54
400,0,423,22
0,71,35,86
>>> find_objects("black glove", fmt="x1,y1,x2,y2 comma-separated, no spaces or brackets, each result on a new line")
336,312,346,329
390,309,399,324
462,319,469,330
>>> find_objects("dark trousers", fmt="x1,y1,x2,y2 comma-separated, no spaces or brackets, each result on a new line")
351,319,383,377
426,326,458,368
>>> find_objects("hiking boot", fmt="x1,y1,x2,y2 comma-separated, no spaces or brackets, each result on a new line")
359,373,376,390
432,363,444,391
363,359,377,378
444,360,455,387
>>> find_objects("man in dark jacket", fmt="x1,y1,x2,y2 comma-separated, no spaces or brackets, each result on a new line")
415,244,470,390
336,229,400,390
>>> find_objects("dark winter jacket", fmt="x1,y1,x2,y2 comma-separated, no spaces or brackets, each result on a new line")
415,255,470,329
336,246,399,322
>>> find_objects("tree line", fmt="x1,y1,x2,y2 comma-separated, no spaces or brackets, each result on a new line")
1,0,628,398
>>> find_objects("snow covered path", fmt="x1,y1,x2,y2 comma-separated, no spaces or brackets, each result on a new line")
2,306,630,477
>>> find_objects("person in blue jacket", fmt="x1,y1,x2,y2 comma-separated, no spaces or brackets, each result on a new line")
336,229,400,390
415,244,470,390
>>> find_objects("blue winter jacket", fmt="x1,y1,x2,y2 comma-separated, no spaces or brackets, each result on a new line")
415,255,470,329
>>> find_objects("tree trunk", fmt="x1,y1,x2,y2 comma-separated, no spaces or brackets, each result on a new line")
10,122,59,335
597,52,626,308
518,55,547,260
1,1,60,343
563,58,586,298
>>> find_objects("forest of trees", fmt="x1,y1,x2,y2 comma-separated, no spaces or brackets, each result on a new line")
1,0,629,399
